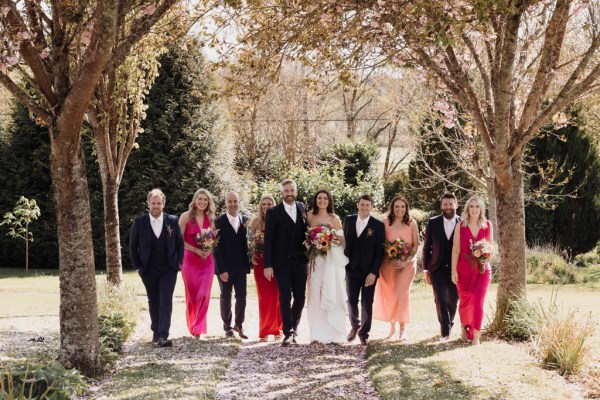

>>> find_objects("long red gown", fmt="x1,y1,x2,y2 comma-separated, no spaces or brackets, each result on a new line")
181,216,214,336
253,235,282,339
456,222,492,340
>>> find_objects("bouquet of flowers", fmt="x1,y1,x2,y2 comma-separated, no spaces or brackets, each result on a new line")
383,238,415,270
469,238,493,273
195,227,219,252
248,229,265,256
304,224,336,260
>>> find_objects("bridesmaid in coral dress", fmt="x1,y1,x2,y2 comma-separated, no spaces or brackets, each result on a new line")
373,196,419,341
250,194,283,341
451,195,493,345
178,188,217,339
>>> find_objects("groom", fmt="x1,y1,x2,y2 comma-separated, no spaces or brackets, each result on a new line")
422,192,461,341
129,188,184,348
263,179,308,346
344,194,385,345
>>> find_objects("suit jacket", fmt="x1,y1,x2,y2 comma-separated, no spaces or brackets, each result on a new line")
263,202,308,270
422,214,461,273
129,213,184,274
213,213,251,275
343,214,385,278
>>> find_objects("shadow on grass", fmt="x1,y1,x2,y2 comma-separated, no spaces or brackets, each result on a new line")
366,338,507,400
92,337,240,400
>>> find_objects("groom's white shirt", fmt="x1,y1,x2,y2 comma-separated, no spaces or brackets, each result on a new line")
356,215,370,237
284,201,297,222
150,213,164,238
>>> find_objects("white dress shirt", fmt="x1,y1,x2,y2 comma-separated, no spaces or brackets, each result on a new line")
444,217,456,240
285,202,297,223
356,215,370,237
227,213,241,233
150,213,164,238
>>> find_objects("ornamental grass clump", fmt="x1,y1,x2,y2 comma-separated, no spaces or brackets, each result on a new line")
526,246,580,284
501,297,543,341
0,361,87,399
533,296,595,375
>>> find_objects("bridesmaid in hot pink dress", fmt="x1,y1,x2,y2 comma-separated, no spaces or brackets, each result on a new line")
178,188,216,338
373,196,419,341
451,195,493,345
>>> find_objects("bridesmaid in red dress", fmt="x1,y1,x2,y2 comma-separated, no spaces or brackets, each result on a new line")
451,195,493,345
249,194,283,341
178,188,216,339
373,196,419,341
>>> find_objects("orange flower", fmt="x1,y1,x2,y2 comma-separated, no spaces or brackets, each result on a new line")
387,246,398,258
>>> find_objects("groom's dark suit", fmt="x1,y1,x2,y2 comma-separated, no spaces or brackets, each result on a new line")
214,213,250,333
129,213,184,341
343,214,385,341
422,214,461,337
263,201,308,338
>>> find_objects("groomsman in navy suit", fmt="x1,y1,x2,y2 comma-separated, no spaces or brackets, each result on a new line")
343,194,385,345
214,191,251,339
263,179,308,346
129,189,184,348
422,192,461,341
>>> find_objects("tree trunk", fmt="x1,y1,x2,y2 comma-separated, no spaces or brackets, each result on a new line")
103,180,122,286
50,125,100,377
493,162,527,324
485,179,499,243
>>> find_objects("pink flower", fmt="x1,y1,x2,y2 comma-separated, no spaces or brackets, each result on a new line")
20,31,31,40
81,30,92,45
474,249,482,258
6,56,18,66
40,49,49,59
1,6,10,17
144,5,156,15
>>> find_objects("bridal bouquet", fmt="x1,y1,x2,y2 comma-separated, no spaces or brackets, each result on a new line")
304,224,336,259
195,227,219,252
384,238,414,270
469,238,493,273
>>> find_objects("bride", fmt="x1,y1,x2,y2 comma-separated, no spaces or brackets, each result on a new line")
306,188,349,344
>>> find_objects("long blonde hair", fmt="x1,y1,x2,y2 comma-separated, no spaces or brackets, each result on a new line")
461,196,488,228
188,188,216,223
250,194,275,232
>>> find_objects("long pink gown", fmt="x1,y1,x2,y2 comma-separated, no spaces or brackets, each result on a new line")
456,222,492,340
181,216,214,336
373,220,417,323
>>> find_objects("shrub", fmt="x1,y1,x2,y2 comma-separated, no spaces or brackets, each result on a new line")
534,306,595,375
526,246,580,284
501,297,543,341
574,250,600,268
0,361,87,399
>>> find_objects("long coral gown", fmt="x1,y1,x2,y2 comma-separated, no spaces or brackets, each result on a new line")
456,222,492,340
373,221,417,324
181,216,214,336
253,231,283,339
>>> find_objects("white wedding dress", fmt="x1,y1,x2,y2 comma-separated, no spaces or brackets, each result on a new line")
307,229,349,343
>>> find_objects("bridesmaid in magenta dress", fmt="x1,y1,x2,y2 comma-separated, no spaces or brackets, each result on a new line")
250,194,283,341
373,196,419,341
178,188,217,338
451,195,493,345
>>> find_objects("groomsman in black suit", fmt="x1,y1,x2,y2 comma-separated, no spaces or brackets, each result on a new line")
129,189,184,348
343,194,385,346
422,192,461,341
263,179,308,346
214,191,251,339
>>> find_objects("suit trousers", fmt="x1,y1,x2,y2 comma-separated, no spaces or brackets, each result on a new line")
218,272,248,331
346,271,377,340
140,266,178,340
275,258,307,337
429,267,459,337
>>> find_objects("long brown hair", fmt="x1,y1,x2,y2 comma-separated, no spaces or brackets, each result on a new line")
387,196,411,225
311,188,334,215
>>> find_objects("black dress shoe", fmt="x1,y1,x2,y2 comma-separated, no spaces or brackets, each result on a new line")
347,328,358,342
359,337,368,346
291,332,298,344
156,338,173,348
225,329,234,338
281,336,291,347
233,326,248,339
151,334,159,345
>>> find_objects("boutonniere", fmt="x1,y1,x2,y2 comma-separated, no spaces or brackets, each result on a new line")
166,224,173,237
367,228,374,237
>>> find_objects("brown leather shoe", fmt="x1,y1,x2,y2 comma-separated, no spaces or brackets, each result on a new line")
225,329,234,338
233,326,248,339
359,337,368,346
347,328,359,342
